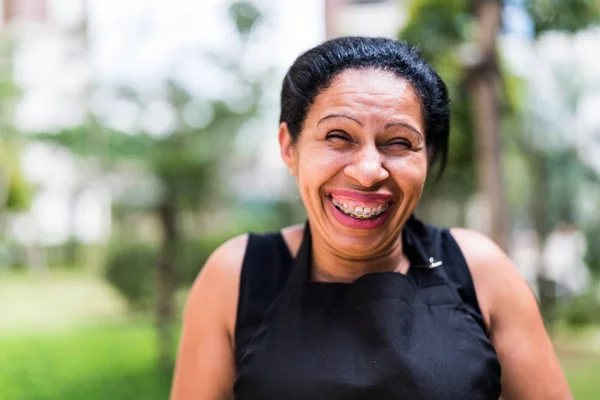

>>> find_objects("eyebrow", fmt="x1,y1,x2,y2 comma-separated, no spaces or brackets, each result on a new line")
384,122,423,139
317,114,363,126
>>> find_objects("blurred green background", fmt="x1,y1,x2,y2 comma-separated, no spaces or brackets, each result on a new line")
0,0,599,398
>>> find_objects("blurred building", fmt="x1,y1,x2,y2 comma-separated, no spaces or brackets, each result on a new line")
326,0,407,38
542,223,589,295
1,0,46,25
2,0,111,248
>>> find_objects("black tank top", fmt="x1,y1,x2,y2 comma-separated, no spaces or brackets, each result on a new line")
234,216,501,399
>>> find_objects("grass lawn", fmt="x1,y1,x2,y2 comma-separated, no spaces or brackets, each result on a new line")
562,353,600,399
0,322,172,400
0,269,127,334
0,270,172,400
555,324,600,399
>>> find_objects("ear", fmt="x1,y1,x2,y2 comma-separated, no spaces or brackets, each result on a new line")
278,122,298,176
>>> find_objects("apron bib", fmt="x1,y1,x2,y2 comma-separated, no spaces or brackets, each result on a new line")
235,220,501,399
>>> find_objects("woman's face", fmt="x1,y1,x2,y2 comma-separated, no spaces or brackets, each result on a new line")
279,68,429,259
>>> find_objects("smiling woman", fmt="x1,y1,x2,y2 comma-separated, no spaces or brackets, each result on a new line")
279,68,428,271
170,37,572,400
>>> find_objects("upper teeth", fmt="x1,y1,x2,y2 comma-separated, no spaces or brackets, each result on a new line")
331,198,389,219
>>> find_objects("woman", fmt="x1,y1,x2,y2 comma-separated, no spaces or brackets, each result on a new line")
171,37,571,399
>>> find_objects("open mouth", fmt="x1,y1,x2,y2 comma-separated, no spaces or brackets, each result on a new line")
331,197,389,220
325,191,394,230
324,190,394,226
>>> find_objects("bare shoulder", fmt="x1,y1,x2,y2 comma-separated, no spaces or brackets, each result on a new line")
280,223,305,258
449,228,532,333
195,233,249,294
186,234,249,340
449,227,510,268
449,228,523,283
449,228,572,398
202,234,249,280
171,234,250,399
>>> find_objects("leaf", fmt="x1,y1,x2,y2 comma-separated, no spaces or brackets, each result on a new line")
228,1,262,38
526,0,600,35
400,0,471,63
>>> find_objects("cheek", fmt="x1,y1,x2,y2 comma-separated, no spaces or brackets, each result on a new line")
297,147,347,189
304,146,346,168
387,155,428,192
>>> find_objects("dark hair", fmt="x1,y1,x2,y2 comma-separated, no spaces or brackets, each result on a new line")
280,36,450,176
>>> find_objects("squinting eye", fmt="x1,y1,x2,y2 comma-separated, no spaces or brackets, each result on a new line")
386,140,411,148
326,131,350,141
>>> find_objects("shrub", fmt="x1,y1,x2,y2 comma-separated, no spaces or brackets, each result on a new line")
559,289,600,327
104,235,229,311
584,227,600,278
175,235,230,287
104,243,158,311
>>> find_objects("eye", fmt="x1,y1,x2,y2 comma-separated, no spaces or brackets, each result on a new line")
326,130,351,141
384,139,412,149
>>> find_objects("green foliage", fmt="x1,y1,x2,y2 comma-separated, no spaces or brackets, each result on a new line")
34,126,158,163
400,0,477,210
558,291,600,327
0,36,32,214
4,162,31,211
0,323,172,400
229,1,263,37
35,90,259,212
0,141,32,212
0,36,20,118
104,234,234,310
526,0,600,35
401,0,470,62
423,93,476,199
104,243,158,311
400,0,600,230
403,0,600,41
584,227,600,278
0,237,25,268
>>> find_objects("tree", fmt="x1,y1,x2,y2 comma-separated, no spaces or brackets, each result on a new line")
34,1,264,371
0,35,34,270
401,0,600,250
469,0,509,251
400,0,600,323
402,0,509,249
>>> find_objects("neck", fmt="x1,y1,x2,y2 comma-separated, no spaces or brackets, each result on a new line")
309,231,408,283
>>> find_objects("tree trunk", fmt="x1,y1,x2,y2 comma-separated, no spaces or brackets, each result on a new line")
469,0,510,251
65,185,83,267
529,150,556,327
156,200,178,373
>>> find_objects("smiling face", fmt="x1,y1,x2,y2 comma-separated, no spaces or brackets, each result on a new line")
279,68,429,260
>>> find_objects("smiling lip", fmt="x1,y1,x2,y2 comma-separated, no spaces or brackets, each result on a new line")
327,197,392,230
326,189,395,203
325,189,394,230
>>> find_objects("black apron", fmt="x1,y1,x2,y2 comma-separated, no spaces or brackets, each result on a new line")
234,218,501,399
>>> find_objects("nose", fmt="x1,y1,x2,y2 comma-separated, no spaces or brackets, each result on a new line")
344,144,389,188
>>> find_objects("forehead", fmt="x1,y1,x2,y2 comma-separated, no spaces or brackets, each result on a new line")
307,68,423,125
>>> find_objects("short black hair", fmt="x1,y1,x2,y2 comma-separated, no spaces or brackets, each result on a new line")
280,36,450,176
